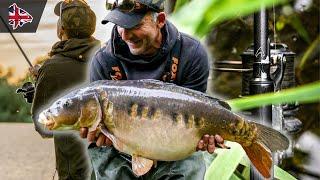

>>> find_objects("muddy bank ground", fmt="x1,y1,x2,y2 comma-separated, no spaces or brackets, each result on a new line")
0,123,57,180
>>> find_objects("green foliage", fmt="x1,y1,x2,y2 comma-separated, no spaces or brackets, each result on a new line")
227,81,320,112
0,76,32,123
205,141,246,180
170,0,212,36
286,14,311,43
204,142,297,180
170,0,286,37
299,35,320,69
277,5,311,43
174,0,190,12
274,165,297,180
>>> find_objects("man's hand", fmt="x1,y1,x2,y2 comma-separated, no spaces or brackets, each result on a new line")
80,127,113,147
196,134,226,154
28,64,41,79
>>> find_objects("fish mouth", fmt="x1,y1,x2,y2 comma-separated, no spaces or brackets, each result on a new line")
38,112,55,130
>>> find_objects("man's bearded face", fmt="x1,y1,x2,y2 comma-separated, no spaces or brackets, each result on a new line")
117,13,161,56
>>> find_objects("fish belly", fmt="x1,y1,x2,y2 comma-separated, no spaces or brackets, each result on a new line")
110,113,201,161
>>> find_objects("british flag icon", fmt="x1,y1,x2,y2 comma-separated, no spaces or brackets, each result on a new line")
8,3,33,30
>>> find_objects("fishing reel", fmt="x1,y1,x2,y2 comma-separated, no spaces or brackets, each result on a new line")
213,43,302,165
240,43,302,133
16,81,35,103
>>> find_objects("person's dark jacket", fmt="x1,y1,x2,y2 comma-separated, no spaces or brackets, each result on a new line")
32,37,100,135
90,21,209,92
31,37,100,180
88,21,209,180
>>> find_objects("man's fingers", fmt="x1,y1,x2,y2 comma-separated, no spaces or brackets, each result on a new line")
207,144,216,153
29,66,40,77
208,135,215,144
96,134,106,147
79,127,88,138
214,134,224,144
87,130,97,143
105,137,113,146
197,140,205,151
203,134,209,146
207,135,215,153
214,134,230,149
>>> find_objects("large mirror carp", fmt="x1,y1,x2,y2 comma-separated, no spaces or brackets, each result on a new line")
38,79,289,178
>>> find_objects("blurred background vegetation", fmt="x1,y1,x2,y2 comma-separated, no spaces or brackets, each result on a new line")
0,65,32,122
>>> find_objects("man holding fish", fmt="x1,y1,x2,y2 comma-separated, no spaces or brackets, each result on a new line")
80,0,225,179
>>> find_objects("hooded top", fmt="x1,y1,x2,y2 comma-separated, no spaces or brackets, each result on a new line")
31,37,100,137
90,21,209,92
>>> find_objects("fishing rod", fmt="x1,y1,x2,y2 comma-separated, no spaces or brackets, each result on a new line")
0,15,33,68
0,15,36,103
249,7,274,180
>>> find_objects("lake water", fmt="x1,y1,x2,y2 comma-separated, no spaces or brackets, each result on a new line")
0,0,114,80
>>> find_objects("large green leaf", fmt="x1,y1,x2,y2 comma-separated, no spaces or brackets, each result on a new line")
204,141,246,180
227,81,320,112
170,0,286,37
204,141,297,180
274,165,297,180
170,0,213,36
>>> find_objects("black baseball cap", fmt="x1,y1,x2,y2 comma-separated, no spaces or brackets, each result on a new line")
102,0,165,29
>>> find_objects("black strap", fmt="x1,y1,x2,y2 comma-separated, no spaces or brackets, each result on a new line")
161,32,181,83
100,42,127,80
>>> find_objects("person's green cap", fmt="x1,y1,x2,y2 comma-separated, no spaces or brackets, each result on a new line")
54,0,96,38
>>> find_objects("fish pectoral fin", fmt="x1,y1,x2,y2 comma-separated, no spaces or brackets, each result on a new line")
132,155,153,176
100,125,114,141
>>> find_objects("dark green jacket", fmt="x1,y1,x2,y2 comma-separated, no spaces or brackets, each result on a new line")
31,37,100,136
31,37,100,180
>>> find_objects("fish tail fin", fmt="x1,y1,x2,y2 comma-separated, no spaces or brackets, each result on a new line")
242,122,289,178
243,141,272,178
255,123,289,152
